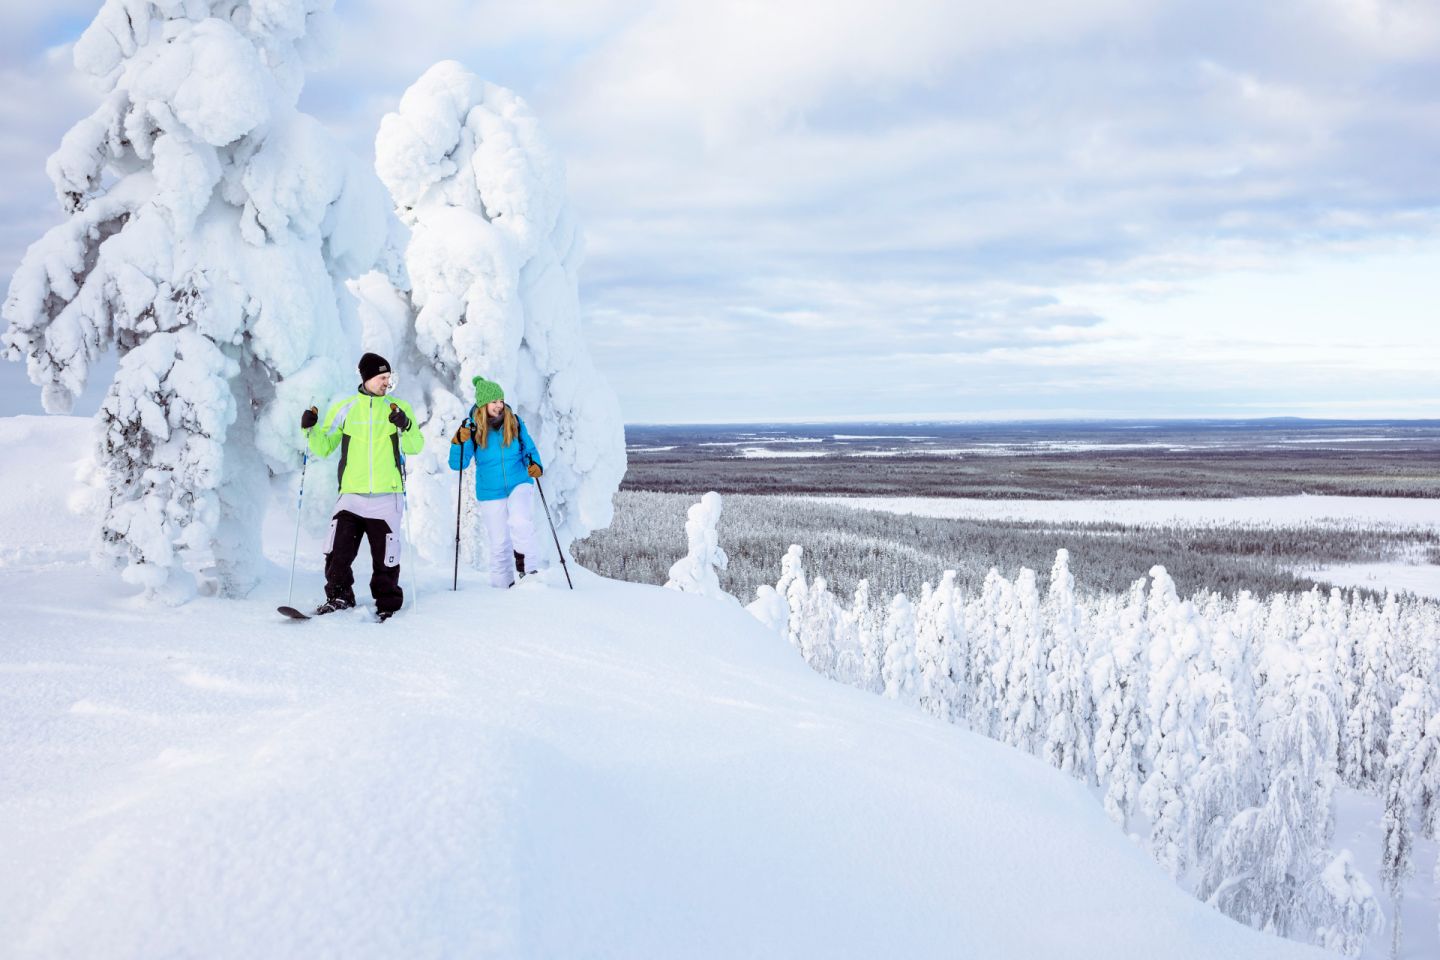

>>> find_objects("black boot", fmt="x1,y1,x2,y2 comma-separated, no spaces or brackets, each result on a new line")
514,551,525,578
315,597,355,616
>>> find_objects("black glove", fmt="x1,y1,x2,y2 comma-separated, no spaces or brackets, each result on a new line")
388,404,410,431
300,406,318,430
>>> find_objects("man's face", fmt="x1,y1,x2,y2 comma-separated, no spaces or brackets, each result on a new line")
364,372,393,395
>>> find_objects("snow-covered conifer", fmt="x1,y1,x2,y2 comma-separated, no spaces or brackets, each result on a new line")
1090,578,1148,828
851,579,885,695
2,0,388,600
775,545,807,650
1344,623,1392,791
746,585,789,639
1409,711,1440,840
914,578,959,721
665,492,735,603
1313,851,1384,958
1139,566,1206,878
799,577,841,676
1379,674,1428,959
999,568,1045,754
882,593,919,704
1191,694,1262,884
970,568,1008,735
1043,549,1093,781
1203,771,1315,938
372,61,625,560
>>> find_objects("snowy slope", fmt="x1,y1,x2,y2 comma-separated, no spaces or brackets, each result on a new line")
0,417,1328,959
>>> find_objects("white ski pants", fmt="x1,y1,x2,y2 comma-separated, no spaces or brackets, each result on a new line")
479,483,538,587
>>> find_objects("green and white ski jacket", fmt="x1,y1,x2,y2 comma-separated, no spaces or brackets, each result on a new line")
307,389,424,494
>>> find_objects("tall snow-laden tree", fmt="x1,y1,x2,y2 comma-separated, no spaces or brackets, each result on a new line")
1410,711,1440,840
851,579,886,695
1090,578,1148,829
775,545,808,651
799,577,841,676
914,577,960,722
1000,568,1045,754
371,60,625,563
1380,673,1428,958
881,593,919,704
1043,549,1093,781
970,568,1008,736
1140,566,1207,878
1344,623,1392,791
1190,692,1262,884
1313,851,1384,959
665,492,735,603
2,0,388,601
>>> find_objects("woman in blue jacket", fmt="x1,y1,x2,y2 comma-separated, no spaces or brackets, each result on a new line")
449,377,544,587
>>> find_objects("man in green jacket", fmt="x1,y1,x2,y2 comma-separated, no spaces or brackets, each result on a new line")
299,352,424,621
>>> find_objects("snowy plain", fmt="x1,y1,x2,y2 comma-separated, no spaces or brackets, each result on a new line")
0,414,1338,958
806,494,1440,530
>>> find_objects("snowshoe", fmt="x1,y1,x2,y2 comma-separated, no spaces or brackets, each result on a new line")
314,598,355,616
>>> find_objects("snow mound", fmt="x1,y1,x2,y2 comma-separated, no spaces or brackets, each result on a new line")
0,416,1324,959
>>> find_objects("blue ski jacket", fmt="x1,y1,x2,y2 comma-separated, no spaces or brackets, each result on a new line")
448,408,543,502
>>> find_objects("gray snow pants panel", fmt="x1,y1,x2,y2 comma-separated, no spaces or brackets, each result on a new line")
324,510,403,614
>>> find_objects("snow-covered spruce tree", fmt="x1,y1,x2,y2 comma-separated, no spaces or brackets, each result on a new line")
1212,592,1261,747
2,0,387,600
1410,710,1440,840
370,60,625,563
970,568,1009,736
1380,673,1428,957
799,577,841,677
913,578,957,722
932,571,969,722
881,593,919,704
665,491,735,603
1043,549,1093,782
999,568,1046,754
745,585,789,640
1190,692,1262,882
1344,621,1392,791
1313,851,1384,959
1379,765,1412,960
775,544,808,651
1139,566,1207,878
827,578,870,689
1090,578,1148,829
852,579,886,695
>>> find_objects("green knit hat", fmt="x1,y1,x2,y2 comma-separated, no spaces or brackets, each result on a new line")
472,376,504,407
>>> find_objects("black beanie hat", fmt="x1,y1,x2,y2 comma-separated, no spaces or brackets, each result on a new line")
358,352,391,381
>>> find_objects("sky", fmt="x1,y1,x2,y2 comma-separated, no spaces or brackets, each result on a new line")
2,0,1438,423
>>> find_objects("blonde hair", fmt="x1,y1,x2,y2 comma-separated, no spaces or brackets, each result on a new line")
476,404,519,449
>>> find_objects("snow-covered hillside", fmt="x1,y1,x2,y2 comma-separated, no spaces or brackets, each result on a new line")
1,416,1326,958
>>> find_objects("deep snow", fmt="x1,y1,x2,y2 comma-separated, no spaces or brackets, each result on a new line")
1,416,1332,958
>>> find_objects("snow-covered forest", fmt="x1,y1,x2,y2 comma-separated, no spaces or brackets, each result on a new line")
664,495,1440,957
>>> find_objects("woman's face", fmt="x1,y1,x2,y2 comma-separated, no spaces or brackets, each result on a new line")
485,399,506,419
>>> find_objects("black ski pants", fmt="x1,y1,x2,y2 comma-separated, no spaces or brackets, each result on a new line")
324,510,403,614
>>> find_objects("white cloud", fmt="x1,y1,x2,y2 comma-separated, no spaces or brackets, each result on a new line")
3,0,1438,422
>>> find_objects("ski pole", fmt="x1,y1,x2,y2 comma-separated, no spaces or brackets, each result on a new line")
286,450,309,605
454,418,470,591
531,474,573,590
393,404,419,612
